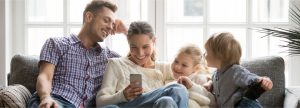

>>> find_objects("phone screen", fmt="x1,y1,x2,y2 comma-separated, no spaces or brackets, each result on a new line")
130,74,142,88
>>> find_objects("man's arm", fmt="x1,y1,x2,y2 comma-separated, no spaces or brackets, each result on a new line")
112,19,128,35
36,61,58,108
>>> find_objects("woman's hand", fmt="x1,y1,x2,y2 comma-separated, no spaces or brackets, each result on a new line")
177,76,193,89
112,19,128,35
257,76,273,91
123,82,144,101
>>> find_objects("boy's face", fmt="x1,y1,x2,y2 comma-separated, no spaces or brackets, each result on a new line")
205,48,221,69
171,53,198,79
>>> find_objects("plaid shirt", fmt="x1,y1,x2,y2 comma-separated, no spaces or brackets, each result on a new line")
40,34,120,107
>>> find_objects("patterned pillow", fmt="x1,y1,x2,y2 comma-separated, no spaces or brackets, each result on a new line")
0,84,32,108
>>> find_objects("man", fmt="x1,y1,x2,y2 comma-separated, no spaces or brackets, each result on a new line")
27,0,127,107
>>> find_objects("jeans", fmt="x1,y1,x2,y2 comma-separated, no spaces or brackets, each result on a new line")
102,83,189,108
27,94,76,108
235,97,263,108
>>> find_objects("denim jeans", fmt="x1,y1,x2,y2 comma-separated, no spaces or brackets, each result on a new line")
27,94,76,108
102,83,189,108
235,97,263,108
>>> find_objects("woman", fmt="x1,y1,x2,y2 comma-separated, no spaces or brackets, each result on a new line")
96,21,188,108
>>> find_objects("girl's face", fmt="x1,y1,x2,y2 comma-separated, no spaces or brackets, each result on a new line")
205,48,221,69
128,34,155,67
171,53,198,79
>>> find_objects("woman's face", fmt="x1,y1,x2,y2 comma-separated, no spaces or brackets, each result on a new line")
171,53,197,79
128,34,155,67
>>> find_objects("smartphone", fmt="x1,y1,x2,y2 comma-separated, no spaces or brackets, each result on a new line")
130,74,142,88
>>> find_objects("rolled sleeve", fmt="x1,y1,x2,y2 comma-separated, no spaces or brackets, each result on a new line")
39,38,61,65
233,67,259,88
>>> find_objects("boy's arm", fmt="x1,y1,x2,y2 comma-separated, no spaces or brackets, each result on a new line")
257,76,273,90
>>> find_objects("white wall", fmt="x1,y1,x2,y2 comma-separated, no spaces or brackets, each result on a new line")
0,0,6,86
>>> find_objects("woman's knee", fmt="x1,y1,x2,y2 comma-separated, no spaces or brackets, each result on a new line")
165,83,188,94
157,96,174,103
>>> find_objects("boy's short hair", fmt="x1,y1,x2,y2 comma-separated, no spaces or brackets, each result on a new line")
83,0,118,23
205,32,242,67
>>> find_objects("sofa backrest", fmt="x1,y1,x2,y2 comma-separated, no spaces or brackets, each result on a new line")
8,54,39,94
241,56,285,108
8,54,286,107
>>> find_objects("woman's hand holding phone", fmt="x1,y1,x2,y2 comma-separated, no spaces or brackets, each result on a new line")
123,74,143,101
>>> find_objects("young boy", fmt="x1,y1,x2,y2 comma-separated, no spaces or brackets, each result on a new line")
203,32,273,108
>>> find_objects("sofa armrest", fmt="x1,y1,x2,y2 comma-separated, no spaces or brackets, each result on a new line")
7,73,10,84
0,84,32,108
284,87,300,108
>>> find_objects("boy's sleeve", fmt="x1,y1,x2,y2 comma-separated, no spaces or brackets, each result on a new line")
39,38,61,65
96,59,128,107
233,66,259,88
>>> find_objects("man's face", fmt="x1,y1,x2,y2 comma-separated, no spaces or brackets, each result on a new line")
89,7,115,42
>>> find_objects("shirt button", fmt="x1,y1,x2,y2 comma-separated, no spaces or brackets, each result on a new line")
86,75,90,79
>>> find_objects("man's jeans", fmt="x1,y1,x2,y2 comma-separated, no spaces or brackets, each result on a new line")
235,97,263,108
102,83,189,108
27,94,76,108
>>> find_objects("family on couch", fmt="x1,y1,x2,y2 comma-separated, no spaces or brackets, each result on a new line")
27,0,273,108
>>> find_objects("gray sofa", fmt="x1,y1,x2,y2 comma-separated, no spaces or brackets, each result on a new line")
4,54,300,107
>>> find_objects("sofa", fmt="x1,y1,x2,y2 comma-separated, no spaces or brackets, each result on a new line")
1,54,300,108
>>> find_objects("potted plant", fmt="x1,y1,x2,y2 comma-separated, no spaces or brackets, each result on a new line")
257,3,300,55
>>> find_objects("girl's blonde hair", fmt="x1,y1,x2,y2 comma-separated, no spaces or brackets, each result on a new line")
177,44,209,74
205,32,242,67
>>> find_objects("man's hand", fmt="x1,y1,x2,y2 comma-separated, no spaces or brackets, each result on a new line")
123,83,143,101
112,19,127,35
257,76,273,91
177,76,193,89
39,96,58,108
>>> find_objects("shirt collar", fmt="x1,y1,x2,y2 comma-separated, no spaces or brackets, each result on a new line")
70,34,81,44
70,34,103,52
217,64,233,74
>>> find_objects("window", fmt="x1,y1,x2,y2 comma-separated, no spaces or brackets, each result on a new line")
25,0,92,55
25,0,149,56
157,0,289,61
23,0,289,60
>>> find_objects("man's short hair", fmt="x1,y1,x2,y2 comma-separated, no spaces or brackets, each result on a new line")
205,32,242,67
83,0,118,23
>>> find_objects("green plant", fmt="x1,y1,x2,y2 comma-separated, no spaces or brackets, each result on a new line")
257,4,300,55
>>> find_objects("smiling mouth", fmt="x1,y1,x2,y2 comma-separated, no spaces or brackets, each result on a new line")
173,71,183,74
136,56,146,60
102,30,109,37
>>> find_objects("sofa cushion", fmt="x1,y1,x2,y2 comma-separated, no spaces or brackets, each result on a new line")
8,54,39,94
0,84,32,108
241,56,285,108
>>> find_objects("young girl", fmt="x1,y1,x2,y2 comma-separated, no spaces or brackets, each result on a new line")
164,44,215,108
203,32,273,108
